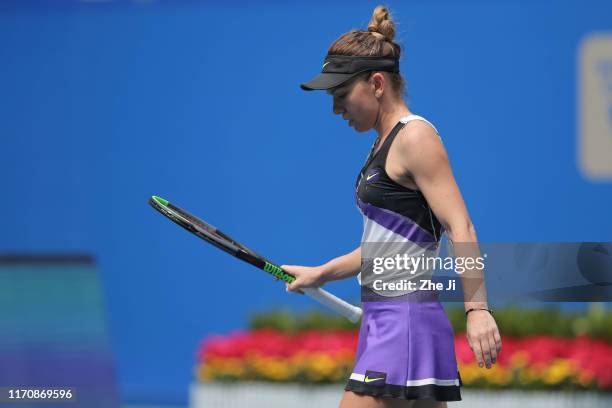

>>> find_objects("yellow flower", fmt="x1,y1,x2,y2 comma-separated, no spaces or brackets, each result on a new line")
198,357,247,380
304,353,337,381
542,359,575,385
250,355,293,381
518,365,542,385
458,362,482,385
197,363,214,381
483,365,511,386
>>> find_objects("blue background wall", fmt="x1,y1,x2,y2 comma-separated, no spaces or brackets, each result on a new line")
1,0,611,404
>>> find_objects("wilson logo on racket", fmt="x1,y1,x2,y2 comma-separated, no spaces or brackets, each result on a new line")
263,262,293,283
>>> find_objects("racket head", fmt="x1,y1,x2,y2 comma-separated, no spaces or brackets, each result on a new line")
148,196,361,321
148,196,261,259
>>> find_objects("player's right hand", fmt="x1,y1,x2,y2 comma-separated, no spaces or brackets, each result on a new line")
281,264,325,293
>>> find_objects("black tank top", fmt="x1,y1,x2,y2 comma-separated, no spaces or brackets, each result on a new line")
355,115,444,244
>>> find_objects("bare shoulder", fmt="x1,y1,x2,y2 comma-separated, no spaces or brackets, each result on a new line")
393,119,447,163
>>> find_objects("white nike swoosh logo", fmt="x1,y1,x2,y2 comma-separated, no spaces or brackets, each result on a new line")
322,61,331,69
366,173,379,181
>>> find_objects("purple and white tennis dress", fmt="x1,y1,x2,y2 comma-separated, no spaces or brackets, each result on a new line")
345,115,462,401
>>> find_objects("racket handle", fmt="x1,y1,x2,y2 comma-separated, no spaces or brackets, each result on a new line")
301,287,363,323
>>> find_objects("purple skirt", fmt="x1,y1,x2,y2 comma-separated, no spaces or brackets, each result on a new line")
345,289,462,401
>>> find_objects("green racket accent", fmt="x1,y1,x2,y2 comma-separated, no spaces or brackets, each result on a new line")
152,196,169,207
263,262,295,283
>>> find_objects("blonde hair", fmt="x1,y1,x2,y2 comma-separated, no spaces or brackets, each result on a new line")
328,6,405,96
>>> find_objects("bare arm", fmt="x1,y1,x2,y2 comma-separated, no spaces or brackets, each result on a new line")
283,247,361,291
388,121,502,369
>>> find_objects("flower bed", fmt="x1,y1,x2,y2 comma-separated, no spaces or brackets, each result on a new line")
198,330,357,383
454,335,612,389
196,307,612,390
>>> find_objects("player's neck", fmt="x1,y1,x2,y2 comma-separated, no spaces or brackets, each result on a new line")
374,103,411,141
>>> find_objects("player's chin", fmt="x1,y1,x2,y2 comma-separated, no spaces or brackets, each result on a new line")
353,123,370,133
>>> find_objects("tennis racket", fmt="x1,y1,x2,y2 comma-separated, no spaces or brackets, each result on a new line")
149,195,362,322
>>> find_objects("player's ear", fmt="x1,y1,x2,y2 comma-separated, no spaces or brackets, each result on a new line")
370,72,385,98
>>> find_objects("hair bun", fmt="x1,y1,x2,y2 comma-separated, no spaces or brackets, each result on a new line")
367,5,396,41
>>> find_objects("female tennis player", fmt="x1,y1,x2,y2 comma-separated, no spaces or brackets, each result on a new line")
283,6,501,407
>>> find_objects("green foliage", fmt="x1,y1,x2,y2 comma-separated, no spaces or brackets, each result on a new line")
446,307,575,337
249,309,358,333
250,304,612,340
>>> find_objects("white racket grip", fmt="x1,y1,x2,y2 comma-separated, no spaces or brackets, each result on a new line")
302,287,363,323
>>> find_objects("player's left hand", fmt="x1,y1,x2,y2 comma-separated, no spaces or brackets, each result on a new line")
466,310,502,369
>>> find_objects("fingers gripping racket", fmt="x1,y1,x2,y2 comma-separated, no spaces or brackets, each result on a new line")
149,196,362,322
